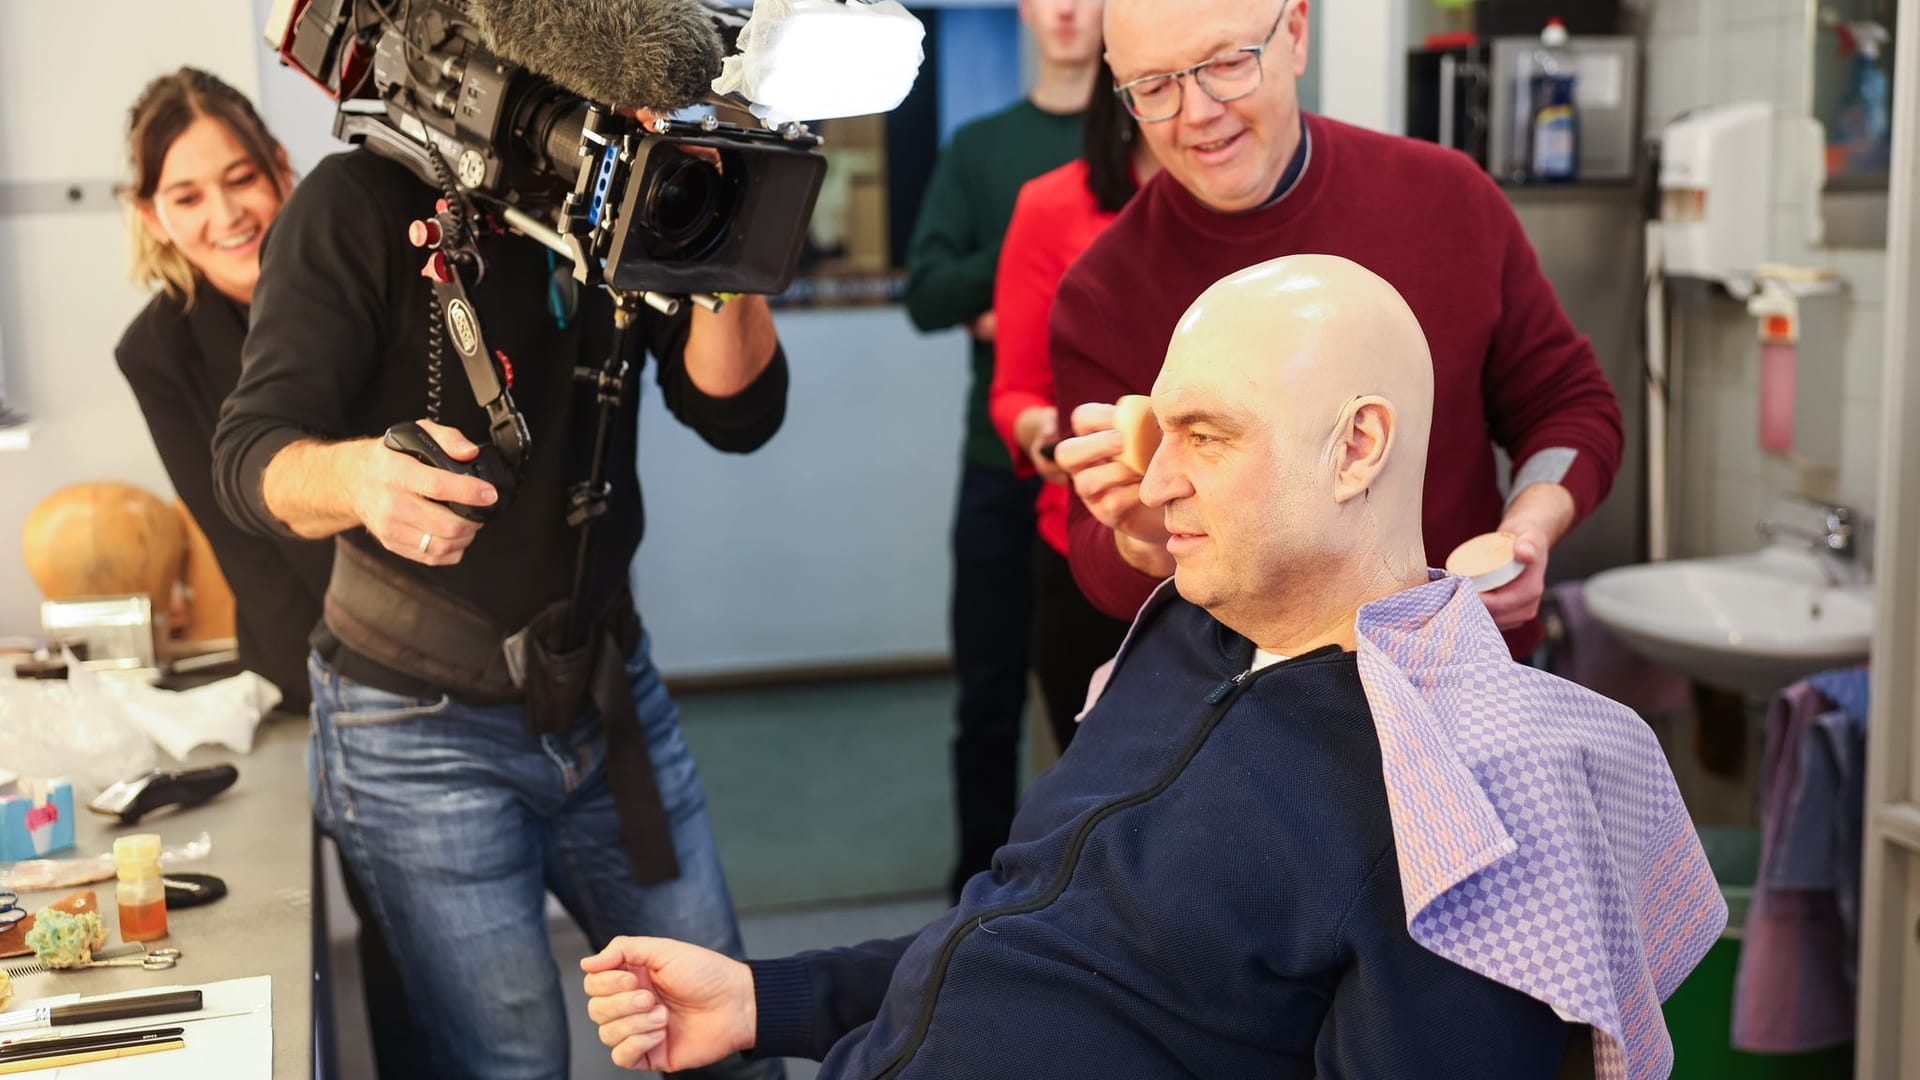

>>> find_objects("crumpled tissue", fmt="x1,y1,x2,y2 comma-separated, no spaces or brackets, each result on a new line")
81,665,281,761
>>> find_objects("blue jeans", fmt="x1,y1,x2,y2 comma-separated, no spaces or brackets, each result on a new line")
308,636,781,1080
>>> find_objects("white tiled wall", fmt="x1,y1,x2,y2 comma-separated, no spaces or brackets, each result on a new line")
1637,0,1890,558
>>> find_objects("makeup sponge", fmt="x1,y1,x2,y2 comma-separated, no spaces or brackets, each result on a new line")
1114,395,1161,475
24,907,107,968
1446,532,1524,593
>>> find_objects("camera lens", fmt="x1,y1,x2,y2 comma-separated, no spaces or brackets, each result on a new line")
641,150,731,260
656,159,715,237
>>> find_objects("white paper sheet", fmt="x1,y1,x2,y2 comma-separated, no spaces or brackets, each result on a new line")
6,975,271,1078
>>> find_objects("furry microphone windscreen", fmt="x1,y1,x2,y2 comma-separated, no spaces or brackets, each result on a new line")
466,0,725,112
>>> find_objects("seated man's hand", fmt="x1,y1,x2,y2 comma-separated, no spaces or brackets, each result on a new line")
1056,402,1174,576
581,936,756,1072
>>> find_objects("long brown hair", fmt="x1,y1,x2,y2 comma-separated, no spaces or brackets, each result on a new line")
122,68,286,306
1084,56,1143,214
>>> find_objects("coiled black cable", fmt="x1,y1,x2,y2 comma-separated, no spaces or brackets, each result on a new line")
421,144,474,423
424,143,474,250
425,292,446,421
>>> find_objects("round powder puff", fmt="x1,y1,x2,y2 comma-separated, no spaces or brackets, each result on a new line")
1446,531,1524,593
1113,395,1161,474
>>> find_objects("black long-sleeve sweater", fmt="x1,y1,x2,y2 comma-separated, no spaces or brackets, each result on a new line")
115,289,333,707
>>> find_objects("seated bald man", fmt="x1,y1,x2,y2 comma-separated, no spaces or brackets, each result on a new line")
580,257,1722,1080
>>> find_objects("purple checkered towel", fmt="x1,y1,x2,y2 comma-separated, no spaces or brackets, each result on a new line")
1355,573,1725,1080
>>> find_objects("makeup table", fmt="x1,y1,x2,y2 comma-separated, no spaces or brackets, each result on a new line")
5,712,313,1078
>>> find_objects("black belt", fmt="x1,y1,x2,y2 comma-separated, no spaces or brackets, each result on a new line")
323,538,679,885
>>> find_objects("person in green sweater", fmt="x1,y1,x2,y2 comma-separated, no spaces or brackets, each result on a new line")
906,0,1104,900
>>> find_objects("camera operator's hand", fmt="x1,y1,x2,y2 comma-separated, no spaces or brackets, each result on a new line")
260,419,496,565
626,107,724,169
352,419,496,566
685,294,778,401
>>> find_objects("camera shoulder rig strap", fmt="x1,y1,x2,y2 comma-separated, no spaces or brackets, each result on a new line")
414,200,531,468
346,119,533,470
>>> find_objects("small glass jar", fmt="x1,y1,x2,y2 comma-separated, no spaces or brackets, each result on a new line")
112,834,168,942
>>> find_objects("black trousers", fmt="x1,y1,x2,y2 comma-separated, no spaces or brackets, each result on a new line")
949,463,1041,900
1029,540,1133,756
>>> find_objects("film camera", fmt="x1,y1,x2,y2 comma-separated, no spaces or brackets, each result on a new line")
264,0,827,298
264,0,838,632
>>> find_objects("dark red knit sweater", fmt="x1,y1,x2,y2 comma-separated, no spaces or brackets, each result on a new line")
1050,113,1624,657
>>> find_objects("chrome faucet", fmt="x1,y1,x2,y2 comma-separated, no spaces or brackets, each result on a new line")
1757,501,1862,586
1758,502,1856,558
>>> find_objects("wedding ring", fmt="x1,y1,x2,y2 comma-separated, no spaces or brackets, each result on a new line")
418,531,432,554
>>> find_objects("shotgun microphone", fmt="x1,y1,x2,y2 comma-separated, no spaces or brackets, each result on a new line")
464,0,726,112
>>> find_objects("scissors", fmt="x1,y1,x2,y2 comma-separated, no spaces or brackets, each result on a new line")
84,948,182,971
8,948,182,977
0,894,22,931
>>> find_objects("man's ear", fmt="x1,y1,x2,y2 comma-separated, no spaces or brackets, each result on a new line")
1329,396,1395,505
1286,0,1311,78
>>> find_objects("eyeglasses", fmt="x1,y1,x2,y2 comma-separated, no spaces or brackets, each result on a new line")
1112,2,1290,123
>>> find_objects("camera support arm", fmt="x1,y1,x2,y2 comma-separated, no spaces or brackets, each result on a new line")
347,109,531,469
411,200,531,470
563,294,637,649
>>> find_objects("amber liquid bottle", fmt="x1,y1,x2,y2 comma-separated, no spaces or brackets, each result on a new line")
113,834,168,942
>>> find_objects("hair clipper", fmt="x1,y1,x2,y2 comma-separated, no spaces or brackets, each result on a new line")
88,765,238,826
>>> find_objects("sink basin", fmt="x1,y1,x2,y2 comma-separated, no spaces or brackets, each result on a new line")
1583,548,1873,697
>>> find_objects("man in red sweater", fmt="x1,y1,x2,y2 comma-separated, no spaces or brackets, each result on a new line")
1052,0,1623,658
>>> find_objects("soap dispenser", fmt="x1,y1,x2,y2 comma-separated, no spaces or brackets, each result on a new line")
1659,104,1825,296
1746,265,1845,465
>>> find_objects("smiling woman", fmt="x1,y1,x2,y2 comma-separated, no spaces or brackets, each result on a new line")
123,69,290,308
108,68,424,1078
114,69,316,695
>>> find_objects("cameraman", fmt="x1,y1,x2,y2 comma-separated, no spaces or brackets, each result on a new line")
211,141,786,1079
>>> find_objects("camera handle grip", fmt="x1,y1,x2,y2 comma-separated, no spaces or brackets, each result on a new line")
382,421,513,523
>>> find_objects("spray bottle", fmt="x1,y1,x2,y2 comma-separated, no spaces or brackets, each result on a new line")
1828,16,1891,174
1526,18,1580,182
